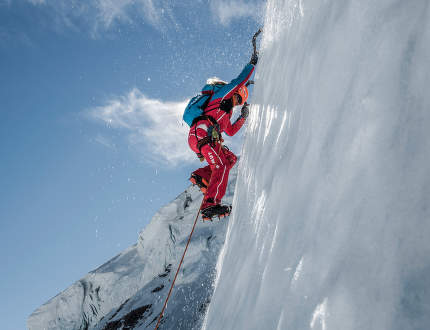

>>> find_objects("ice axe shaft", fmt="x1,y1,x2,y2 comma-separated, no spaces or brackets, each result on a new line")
252,28,262,56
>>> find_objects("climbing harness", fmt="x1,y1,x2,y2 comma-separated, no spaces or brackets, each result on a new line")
193,115,222,161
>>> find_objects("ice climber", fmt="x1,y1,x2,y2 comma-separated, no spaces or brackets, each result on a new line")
187,53,258,221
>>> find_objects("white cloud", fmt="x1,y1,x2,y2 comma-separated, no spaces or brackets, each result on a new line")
25,0,167,35
23,0,262,35
210,0,263,26
89,88,195,166
139,0,162,28
27,0,46,4
93,0,134,28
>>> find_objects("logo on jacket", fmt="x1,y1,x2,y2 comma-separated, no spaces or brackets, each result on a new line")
208,151,215,164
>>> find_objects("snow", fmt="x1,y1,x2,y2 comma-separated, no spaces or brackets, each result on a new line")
28,169,237,330
204,0,430,330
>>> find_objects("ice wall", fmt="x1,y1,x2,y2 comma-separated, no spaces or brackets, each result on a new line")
204,1,430,330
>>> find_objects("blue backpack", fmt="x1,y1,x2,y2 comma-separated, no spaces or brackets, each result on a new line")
182,92,212,127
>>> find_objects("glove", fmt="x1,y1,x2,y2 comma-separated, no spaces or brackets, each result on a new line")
240,103,249,119
250,53,258,65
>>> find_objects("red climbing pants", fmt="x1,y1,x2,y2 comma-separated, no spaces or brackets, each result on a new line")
188,132,237,207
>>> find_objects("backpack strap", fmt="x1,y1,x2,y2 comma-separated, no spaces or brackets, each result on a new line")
191,114,218,127
199,90,213,112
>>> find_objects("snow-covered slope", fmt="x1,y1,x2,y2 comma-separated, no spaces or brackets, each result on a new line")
205,1,430,330
28,169,236,330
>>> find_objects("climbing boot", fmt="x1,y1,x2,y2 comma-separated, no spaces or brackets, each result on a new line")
189,173,209,194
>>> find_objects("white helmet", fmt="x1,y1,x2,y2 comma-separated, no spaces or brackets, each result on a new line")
206,77,227,85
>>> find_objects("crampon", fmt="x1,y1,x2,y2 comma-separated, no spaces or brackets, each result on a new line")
201,204,232,221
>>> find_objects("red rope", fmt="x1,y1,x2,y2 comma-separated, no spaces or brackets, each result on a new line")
154,199,204,330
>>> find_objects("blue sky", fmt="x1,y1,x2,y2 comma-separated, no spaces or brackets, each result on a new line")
0,0,263,328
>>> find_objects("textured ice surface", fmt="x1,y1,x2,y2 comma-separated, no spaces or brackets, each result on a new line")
204,1,430,330
28,169,237,330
